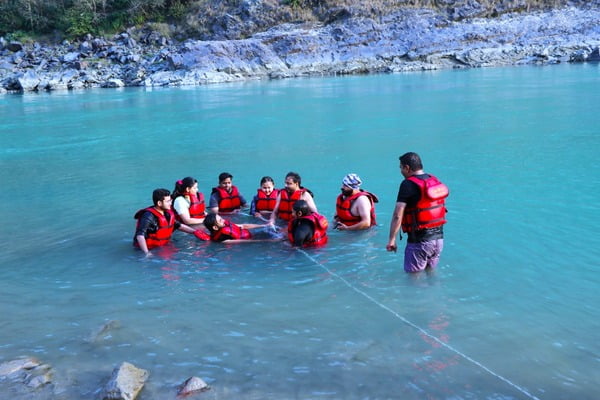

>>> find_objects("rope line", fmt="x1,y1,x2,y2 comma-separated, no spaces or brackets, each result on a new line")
297,249,541,400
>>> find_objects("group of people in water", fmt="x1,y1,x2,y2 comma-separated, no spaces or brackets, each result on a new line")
133,152,449,273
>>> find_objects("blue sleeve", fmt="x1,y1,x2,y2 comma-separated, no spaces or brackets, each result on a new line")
209,192,220,208
249,195,258,214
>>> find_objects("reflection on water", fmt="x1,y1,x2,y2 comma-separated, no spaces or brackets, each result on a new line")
1,64,599,399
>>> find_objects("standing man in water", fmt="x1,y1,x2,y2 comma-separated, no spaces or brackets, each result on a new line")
386,152,449,273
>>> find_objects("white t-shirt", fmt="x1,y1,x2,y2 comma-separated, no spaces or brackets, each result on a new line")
173,196,191,218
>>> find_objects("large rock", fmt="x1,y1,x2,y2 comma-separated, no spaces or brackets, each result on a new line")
102,362,149,400
177,376,210,396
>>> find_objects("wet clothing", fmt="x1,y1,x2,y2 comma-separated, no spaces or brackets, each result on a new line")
210,220,252,242
173,193,206,221
396,174,445,244
287,213,328,247
250,189,280,215
209,186,247,213
335,190,378,227
396,173,448,273
277,188,307,221
133,207,180,249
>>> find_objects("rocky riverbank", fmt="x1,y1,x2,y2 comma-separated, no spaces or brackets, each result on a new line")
1,4,599,94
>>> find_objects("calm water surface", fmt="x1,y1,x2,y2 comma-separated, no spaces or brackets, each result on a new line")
1,64,599,399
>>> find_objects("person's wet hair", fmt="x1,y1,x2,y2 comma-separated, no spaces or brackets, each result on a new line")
152,188,171,206
203,213,218,231
219,172,233,183
293,200,310,216
399,152,423,171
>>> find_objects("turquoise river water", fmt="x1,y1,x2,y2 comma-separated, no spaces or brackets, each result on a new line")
1,63,599,400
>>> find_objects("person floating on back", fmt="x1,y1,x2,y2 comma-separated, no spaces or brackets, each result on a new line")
287,200,328,247
250,176,280,219
333,173,378,230
134,188,209,256
203,213,275,243
386,152,449,273
209,172,248,214
269,172,317,224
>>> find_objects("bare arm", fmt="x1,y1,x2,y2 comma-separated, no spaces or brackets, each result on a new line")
268,193,283,225
386,201,406,252
135,235,150,255
338,196,371,231
302,192,318,213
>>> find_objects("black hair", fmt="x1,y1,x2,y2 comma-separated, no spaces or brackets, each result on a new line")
203,213,218,231
260,176,274,185
219,172,233,183
152,188,171,206
399,152,423,171
285,171,301,185
173,176,197,199
292,199,311,217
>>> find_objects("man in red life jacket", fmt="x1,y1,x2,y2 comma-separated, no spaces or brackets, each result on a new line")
203,213,273,243
134,188,209,255
333,173,378,231
268,172,317,224
386,152,449,273
208,172,248,214
288,200,328,247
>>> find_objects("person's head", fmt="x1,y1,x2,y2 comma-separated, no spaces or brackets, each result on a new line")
203,213,226,231
175,176,198,196
292,200,311,218
284,172,301,193
152,188,172,210
399,152,423,177
218,172,233,192
259,176,275,195
341,173,362,196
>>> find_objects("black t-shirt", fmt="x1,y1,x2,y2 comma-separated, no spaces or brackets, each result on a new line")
135,210,180,238
396,174,443,243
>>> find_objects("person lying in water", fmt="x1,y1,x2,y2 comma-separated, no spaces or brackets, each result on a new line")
203,213,282,243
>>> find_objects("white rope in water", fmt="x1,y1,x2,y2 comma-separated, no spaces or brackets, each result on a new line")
297,249,541,400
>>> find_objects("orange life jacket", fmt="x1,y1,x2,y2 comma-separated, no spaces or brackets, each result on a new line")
212,186,242,213
401,175,449,232
174,192,206,221
134,207,176,249
335,190,378,227
287,213,328,247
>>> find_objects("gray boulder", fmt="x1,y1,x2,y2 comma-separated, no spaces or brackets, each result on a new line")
177,376,210,396
102,362,149,400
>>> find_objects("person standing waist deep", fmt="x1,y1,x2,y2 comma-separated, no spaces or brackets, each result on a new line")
386,152,449,273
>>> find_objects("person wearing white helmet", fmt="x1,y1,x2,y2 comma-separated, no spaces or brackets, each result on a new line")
333,173,378,231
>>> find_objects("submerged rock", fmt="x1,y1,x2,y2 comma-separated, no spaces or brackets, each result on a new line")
0,356,42,377
177,376,210,396
102,362,149,400
86,319,121,343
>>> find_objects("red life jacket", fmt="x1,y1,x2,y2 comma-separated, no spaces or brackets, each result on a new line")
211,220,252,242
255,188,280,212
212,186,242,213
401,175,449,233
278,188,307,221
335,190,378,227
174,192,206,221
187,192,206,218
134,207,176,249
287,213,328,247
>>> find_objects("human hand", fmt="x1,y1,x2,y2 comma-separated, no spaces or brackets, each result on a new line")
386,240,397,253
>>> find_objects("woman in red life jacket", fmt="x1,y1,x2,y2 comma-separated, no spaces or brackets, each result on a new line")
203,213,276,243
172,176,207,225
287,200,328,247
250,176,280,219
133,188,209,255
208,172,248,214
268,171,317,224
333,173,378,230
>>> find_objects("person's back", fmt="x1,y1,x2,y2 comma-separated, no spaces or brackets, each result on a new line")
287,200,328,247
